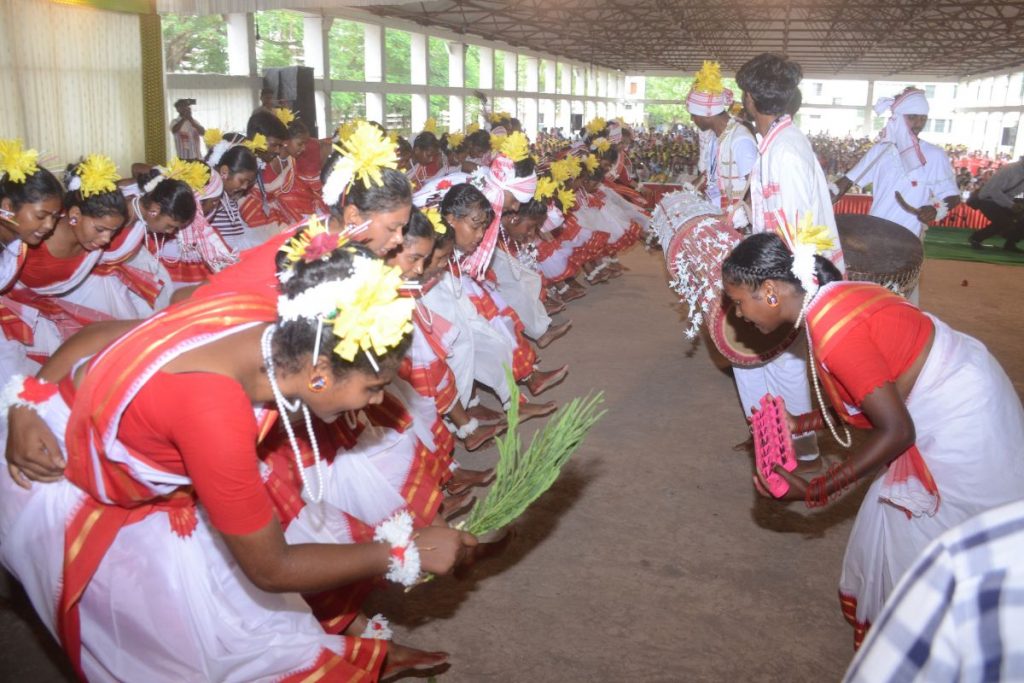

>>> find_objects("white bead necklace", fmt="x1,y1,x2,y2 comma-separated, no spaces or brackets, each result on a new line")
798,289,853,449
260,324,325,503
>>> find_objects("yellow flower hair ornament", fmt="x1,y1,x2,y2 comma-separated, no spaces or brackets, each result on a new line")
274,107,296,126
423,206,446,235
534,175,558,201
590,137,611,154
0,139,40,184
277,254,415,371
489,133,507,152
243,133,268,154
500,131,530,162
488,110,509,124
556,186,576,213
278,215,347,269
337,119,363,143
422,117,438,135
790,212,837,293
70,155,119,198
584,117,607,136
466,122,481,135
322,121,398,206
583,154,600,173
203,128,223,149
693,60,725,94
446,131,465,150
549,158,577,183
150,157,209,192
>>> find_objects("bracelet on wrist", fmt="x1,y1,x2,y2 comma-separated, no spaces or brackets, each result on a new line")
1,374,58,415
373,510,421,587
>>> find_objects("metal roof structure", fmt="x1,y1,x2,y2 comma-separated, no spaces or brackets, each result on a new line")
360,0,1024,79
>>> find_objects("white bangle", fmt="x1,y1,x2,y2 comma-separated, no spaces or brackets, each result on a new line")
455,417,479,440
1,374,57,415
361,613,393,641
373,511,421,587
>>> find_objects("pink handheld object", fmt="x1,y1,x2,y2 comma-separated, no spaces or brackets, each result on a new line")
752,394,797,497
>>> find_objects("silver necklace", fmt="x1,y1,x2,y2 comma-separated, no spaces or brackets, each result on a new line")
260,324,325,503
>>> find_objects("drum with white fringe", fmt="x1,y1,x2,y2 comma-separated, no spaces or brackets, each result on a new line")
652,189,797,365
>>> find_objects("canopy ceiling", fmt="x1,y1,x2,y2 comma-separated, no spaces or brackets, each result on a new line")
361,0,1024,79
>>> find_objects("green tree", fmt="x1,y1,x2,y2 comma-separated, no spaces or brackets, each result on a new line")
385,29,410,84
428,37,448,87
328,19,364,81
162,14,228,74
254,10,304,71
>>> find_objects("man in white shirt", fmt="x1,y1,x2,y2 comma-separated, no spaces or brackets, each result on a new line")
686,60,758,229
734,53,846,462
833,88,959,301
834,88,959,236
169,98,205,160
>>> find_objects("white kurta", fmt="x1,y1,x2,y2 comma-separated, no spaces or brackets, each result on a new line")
490,248,551,339
739,116,845,423
421,271,518,406
846,139,959,237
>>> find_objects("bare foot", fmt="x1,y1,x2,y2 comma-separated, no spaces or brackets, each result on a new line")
519,400,557,421
544,296,566,316
381,642,450,681
440,489,475,520
536,320,572,349
466,403,505,426
461,422,504,452
561,285,586,302
449,466,496,490
587,270,611,285
526,365,569,396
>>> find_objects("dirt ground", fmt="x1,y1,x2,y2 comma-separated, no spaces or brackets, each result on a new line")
1,248,1020,682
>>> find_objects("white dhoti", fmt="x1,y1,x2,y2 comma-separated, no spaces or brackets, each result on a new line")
838,316,1024,634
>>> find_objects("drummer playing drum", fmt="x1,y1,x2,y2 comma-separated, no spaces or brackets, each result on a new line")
830,87,960,304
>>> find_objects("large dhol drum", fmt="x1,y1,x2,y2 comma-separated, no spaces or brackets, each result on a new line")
836,214,924,298
652,190,796,365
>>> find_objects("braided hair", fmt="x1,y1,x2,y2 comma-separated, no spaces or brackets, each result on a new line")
722,233,841,292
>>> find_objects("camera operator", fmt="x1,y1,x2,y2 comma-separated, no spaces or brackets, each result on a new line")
170,98,205,160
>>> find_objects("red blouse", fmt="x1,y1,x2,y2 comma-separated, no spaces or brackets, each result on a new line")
819,303,934,409
117,371,274,535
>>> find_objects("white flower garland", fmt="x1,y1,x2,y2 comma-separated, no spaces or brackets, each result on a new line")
373,510,422,587
790,242,819,294
277,255,380,322
207,140,233,168
321,158,354,207
361,614,393,641
1,374,32,413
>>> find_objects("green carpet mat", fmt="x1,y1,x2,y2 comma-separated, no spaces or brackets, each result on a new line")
924,226,1024,266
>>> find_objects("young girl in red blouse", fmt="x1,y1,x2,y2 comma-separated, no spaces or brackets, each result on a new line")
722,232,1024,648
1,244,476,682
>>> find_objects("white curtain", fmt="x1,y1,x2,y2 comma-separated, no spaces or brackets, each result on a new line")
0,0,145,176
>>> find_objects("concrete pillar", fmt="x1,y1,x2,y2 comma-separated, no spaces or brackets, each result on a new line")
410,32,428,132
541,60,556,132
503,51,517,92
479,46,494,90
226,13,252,77
863,80,875,137
573,66,585,97
523,56,539,136
301,15,329,136
363,23,385,125
448,41,465,130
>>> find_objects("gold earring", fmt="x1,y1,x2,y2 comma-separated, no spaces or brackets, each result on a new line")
308,375,328,393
